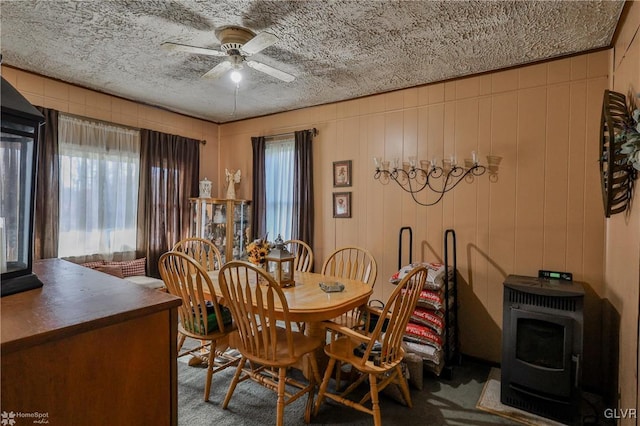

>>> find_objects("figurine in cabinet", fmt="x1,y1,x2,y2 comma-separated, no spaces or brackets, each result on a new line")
213,205,225,224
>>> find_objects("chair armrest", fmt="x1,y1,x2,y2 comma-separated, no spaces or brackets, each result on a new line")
323,320,371,344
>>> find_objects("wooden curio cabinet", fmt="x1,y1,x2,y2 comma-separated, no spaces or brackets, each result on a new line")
189,198,252,263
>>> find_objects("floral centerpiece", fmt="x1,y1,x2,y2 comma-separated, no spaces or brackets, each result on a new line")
246,237,271,267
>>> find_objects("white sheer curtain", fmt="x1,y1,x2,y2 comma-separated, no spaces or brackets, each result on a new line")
265,138,294,241
58,114,140,259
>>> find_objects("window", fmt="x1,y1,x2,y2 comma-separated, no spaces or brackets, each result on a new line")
264,138,294,241
57,115,140,258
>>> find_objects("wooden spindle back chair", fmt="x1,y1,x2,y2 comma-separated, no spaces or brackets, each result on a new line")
321,246,377,285
284,239,314,332
314,265,428,426
321,246,378,329
218,261,323,426
158,251,238,401
284,239,314,272
172,237,223,272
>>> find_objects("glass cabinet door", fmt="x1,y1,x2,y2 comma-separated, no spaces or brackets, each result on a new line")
232,201,251,260
189,198,251,263
209,202,227,260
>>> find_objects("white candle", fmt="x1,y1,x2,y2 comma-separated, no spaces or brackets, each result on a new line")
472,151,478,164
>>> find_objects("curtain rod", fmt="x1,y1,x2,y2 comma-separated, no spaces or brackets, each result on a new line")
264,127,318,139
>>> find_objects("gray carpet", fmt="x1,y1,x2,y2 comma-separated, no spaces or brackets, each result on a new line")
177,349,521,426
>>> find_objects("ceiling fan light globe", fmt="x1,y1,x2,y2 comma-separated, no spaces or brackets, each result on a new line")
230,70,242,83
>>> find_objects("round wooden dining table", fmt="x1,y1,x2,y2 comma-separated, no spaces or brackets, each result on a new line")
206,269,373,376
207,270,372,321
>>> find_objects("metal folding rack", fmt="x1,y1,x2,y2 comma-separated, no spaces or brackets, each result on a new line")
398,227,459,379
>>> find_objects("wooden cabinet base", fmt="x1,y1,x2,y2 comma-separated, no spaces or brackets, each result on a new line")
2,311,175,425
1,259,181,426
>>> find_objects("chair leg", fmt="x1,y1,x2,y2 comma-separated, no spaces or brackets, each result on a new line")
276,367,287,426
304,384,314,424
204,340,216,401
314,358,336,416
305,352,320,423
369,373,382,426
335,361,343,389
222,356,246,409
395,364,413,408
177,333,186,352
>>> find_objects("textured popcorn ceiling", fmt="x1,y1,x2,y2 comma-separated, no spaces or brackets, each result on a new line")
0,1,625,123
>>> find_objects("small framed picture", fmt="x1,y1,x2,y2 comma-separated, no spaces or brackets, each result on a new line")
333,192,351,218
333,160,352,187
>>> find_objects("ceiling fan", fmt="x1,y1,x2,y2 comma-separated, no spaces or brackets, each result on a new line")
162,25,295,83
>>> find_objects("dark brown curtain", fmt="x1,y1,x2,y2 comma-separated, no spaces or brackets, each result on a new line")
34,107,59,260
292,130,314,247
138,129,199,278
251,136,266,240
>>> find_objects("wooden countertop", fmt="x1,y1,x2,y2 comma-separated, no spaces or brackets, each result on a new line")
1,258,181,354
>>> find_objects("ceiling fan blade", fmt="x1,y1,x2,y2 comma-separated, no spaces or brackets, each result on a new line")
246,60,295,82
241,32,278,55
202,61,233,80
161,42,226,57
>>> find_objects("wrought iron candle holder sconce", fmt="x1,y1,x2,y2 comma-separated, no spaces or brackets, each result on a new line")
373,152,502,206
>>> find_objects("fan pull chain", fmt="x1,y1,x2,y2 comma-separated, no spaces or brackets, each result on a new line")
231,83,239,116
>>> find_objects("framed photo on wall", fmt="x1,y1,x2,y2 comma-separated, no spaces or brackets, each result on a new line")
333,160,352,187
333,192,351,218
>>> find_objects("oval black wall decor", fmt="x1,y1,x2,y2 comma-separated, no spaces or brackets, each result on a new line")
599,90,635,217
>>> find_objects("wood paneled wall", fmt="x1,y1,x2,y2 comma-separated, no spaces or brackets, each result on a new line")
219,51,611,385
